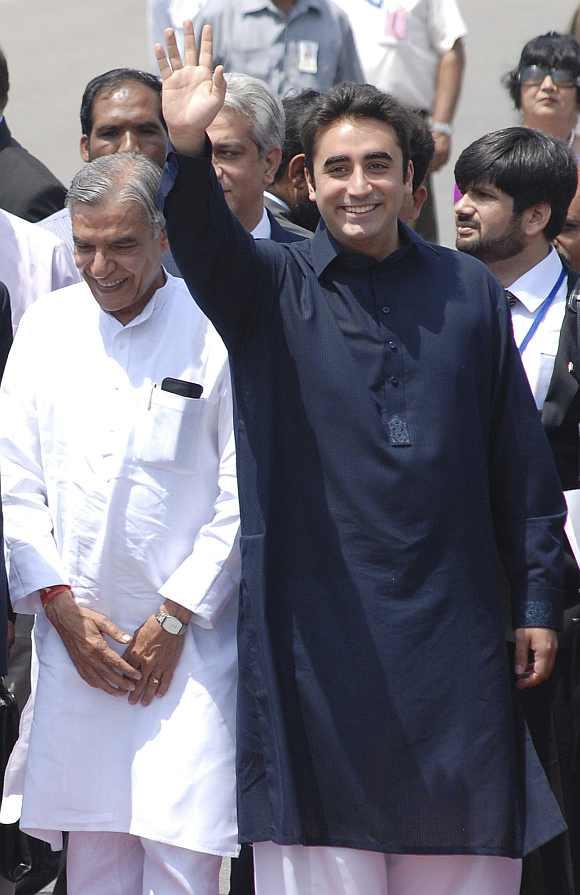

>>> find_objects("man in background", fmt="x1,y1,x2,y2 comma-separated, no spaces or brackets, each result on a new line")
455,126,580,895
0,47,66,222
264,90,320,235
38,68,168,251
193,0,364,97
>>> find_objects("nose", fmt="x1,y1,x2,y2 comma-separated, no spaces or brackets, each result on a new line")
89,249,114,279
212,160,224,181
346,165,372,197
119,129,140,153
539,74,557,91
454,192,473,218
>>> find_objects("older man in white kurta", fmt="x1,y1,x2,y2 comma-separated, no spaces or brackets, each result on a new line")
0,153,240,895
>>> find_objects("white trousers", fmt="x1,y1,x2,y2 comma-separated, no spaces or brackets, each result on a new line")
67,831,221,895
253,842,523,895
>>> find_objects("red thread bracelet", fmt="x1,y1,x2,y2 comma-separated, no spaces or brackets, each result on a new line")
40,585,71,608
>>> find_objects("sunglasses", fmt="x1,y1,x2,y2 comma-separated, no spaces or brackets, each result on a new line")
519,64,579,87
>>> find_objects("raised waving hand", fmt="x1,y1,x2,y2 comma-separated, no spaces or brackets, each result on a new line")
154,21,226,155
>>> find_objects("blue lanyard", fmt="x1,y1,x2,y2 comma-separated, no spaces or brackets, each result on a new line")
517,266,566,355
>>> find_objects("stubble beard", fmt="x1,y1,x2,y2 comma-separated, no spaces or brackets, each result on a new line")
457,216,526,264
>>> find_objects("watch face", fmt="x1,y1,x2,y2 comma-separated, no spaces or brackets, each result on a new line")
162,615,183,635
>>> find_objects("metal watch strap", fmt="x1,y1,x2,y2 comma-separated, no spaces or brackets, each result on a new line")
155,611,187,635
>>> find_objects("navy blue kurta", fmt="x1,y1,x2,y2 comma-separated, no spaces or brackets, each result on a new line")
163,150,567,857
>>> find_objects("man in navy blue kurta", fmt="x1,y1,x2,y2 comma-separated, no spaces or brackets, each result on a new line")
156,23,566,895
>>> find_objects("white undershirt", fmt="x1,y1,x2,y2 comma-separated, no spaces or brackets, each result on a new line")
507,248,567,410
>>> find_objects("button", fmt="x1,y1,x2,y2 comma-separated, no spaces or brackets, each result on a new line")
381,306,391,315
388,340,397,351
390,376,399,387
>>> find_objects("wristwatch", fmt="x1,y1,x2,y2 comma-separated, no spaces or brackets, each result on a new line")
155,611,188,636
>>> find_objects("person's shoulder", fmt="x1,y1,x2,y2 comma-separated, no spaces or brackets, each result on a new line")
17,281,90,332
0,208,69,255
318,0,355,28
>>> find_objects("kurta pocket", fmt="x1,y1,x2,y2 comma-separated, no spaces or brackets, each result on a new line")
132,386,206,473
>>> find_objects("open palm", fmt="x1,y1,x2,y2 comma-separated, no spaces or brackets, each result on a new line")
155,22,226,153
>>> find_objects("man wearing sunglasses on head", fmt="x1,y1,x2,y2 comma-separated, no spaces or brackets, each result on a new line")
503,32,580,159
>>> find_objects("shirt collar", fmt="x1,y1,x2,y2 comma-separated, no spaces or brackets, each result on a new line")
241,0,321,15
264,190,290,213
99,269,170,332
251,207,272,239
507,248,564,313
310,220,425,278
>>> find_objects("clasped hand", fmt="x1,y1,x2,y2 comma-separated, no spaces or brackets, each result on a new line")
46,591,184,705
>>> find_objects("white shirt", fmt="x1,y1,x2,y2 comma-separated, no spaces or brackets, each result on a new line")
251,206,272,239
0,274,240,856
333,0,467,110
508,248,567,410
0,209,80,331
147,0,206,59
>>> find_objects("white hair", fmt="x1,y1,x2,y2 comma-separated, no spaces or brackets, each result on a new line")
66,152,165,232
223,72,285,155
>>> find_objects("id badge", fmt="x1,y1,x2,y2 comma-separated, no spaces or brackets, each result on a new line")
298,40,319,74
382,7,408,44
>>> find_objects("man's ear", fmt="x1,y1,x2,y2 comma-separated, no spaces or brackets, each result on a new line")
80,135,90,163
522,202,552,237
159,227,169,253
405,159,414,188
411,184,428,223
305,166,317,202
263,146,283,188
288,153,307,192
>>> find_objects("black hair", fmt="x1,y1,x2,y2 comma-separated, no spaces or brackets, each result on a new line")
408,111,434,191
80,69,164,136
454,126,578,240
0,46,8,112
301,83,411,177
274,89,321,183
503,32,580,109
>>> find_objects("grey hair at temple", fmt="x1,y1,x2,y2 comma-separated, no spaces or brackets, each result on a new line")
223,73,285,155
66,153,165,233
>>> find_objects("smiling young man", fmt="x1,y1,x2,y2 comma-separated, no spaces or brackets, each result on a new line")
0,151,240,895
157,24,568,895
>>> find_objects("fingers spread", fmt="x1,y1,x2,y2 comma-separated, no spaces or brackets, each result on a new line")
198,23,214,70
154,43,172,80
165,28,183,71
183,19,198,67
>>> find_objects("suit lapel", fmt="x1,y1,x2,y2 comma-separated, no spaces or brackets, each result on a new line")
542,302,579,429
0,118,11,152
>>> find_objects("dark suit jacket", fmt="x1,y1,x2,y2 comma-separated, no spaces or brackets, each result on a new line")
0,283,12,674
264,198,313,241
541,268,580,613
0,118,66,223
266,208,309,244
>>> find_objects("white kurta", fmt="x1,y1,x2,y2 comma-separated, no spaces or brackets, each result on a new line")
0,273,240,857
0,209,80,331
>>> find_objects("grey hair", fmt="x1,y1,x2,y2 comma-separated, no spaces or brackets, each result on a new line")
66,153,165,233
223,72,285,155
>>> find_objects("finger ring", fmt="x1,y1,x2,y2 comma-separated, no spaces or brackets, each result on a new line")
152,678,160,685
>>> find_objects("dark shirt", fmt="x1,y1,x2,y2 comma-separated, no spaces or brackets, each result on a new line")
162,148,566,858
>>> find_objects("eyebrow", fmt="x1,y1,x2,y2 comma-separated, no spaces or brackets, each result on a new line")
322,151,393,168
